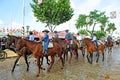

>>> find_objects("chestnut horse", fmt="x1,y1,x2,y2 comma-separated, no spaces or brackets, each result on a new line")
106,40,113,53
16,38,64,76
82,38,105,64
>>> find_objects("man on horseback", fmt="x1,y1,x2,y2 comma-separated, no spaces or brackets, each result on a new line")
107,35,112,41
54,31,59,39
29,31,34,41
42,29,50,56
92,33,98,49
107,35,113,45
65,29,72,47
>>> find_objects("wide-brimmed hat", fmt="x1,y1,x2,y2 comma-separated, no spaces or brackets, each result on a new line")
42,29,49,33
65,29,69,32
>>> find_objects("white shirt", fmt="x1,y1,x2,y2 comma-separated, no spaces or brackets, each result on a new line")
92,36,97,41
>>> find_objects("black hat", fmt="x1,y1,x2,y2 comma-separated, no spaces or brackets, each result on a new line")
42,29,49,33
65,29,69,32
29,31,33,35
54,31,57,33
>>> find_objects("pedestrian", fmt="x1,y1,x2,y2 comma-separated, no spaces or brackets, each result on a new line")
42,29,50,56
29,31,34,41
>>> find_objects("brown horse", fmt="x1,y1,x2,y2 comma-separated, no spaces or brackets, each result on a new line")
52,37,80,63
16,38,64,76
106,40,113,53
82,38,105,64
6,35,31,71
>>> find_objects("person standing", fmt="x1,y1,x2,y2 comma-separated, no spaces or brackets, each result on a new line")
42,29,50,56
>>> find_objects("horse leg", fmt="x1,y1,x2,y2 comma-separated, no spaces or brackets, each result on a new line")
36,57,41,77
48,55,54,72
75,49,78,61
81,48,85,58
12,55,21,72
86,54,90,63
45,56,50,65
90,53,93,64
102,51,104,62
41,57,43,65
96,53,99,63
60,56,64,69
69,49,72,63
23,53,29,71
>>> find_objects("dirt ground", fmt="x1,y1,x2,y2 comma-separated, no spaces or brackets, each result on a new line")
0,46,120,80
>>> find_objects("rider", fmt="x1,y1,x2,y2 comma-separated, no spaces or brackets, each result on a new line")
42,29,50,56
29,31,34,41
65,29,72,47
54,31,59,39
107,35,113,45
92,33,98,49
107,35,112,41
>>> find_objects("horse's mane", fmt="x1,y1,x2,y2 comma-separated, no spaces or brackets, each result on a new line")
23,39,41,44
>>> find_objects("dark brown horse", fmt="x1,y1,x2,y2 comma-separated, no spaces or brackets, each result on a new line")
106,40,113,53
6,35,31,71
16,38,64,76
52,37,80,63
82,38,105,64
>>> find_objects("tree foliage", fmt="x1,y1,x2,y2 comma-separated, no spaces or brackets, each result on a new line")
76,9,116,39
106,23,116,35
30,0,74,32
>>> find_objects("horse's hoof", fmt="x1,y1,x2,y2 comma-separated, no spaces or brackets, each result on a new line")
26,69,29,71
47,69,50,72
36,74,39,77
11,70,14,73
61,67,64,69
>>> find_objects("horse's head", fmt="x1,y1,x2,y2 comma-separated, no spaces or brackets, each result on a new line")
82,38,92,47
5,35,14,48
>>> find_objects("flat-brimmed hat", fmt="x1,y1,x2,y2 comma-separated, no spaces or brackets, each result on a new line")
42,29,49,33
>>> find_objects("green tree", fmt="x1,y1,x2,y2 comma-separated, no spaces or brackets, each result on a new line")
76,10,109,38
78,29,88,35
89,10,109,34
30,0,74,32
106,23,116,35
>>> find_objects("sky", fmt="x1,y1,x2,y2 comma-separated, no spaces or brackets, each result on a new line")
0,0,120,35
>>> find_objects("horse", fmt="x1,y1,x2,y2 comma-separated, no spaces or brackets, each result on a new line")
15,38,64,76
82,38,105,64
115,39,120,47
106,40,113,53
52,37,80,63
6,35,50,73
